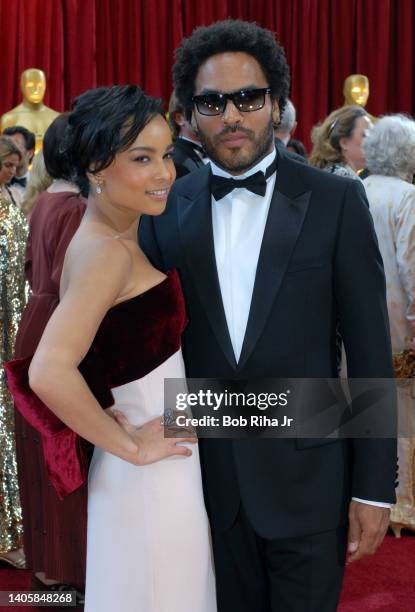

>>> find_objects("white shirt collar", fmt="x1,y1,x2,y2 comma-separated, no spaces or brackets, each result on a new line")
210,148,276,180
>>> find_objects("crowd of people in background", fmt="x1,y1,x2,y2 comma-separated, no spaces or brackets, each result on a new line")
0,17,414,612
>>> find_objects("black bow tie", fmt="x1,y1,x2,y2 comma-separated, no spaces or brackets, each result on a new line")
11,176,27,188
211,156,277,201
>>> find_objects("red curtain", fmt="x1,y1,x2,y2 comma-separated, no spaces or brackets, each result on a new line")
0,0,414,149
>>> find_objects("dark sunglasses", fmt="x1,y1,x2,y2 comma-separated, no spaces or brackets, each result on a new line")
192,88,272,116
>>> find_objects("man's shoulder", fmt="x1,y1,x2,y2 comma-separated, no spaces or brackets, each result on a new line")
170,163,210,196
158,165,210,222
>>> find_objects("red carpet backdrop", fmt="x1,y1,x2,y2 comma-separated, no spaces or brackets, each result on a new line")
0,0,414,148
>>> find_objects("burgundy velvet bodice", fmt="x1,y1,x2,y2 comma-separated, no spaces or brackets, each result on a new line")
80,269,187,408
5,269,187,499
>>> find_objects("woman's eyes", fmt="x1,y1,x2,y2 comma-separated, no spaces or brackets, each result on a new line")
133,152,174,163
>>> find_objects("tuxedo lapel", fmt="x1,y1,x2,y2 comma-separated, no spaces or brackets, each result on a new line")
237,155,311,370
177,168,237,369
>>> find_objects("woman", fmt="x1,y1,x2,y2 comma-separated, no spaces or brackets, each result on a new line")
21,151,53,217
362,115,415,537
6,85,216,612
0,158,28,569
13,114,87,598
0,136,23,207
309,105,372,178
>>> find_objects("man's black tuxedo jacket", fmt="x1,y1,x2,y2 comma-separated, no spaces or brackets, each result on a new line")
140,149,397,540
172,138,205,179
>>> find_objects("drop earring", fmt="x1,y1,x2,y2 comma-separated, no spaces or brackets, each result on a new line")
96,184,102,194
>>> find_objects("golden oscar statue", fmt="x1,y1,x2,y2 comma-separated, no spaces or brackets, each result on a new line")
1,69,59,154
343,74,376,123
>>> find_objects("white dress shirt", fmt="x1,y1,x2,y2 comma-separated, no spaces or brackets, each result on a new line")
210,149,390,510
211,149,276,362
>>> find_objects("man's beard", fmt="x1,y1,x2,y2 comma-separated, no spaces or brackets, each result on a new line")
196,120,275,174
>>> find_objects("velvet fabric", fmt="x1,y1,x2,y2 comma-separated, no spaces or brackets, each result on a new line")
5,269,187,499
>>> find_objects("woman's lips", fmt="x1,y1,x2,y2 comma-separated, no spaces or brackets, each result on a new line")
145,187,170,202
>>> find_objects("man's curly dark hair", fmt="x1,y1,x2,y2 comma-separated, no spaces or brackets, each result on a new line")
173,20,290,122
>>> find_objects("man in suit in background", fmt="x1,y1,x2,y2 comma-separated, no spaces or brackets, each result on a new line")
168,89,206,178
140,20,396,612
274,98,297,146
274,98,307,163
3,125,35,199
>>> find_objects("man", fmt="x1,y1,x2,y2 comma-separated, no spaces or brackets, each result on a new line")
3,125,35,200
274,99,306,163
168,89,206,178
274,98,297,146
140,20,396,612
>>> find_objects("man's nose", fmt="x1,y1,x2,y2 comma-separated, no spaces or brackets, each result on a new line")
222,99,243,125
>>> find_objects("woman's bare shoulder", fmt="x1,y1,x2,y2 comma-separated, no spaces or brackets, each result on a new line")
61,234,134,302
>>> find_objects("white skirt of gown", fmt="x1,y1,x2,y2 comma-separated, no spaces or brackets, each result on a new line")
85,349,217,612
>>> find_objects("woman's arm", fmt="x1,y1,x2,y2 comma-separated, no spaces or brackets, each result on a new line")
29,237,194,465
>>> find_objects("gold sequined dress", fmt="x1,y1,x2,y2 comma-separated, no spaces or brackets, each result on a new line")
0,195,28,553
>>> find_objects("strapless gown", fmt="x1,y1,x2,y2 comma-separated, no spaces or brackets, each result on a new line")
86,349,216,611
5,270,216,612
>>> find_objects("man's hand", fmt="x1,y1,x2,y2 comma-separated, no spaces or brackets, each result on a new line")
347,500,390,563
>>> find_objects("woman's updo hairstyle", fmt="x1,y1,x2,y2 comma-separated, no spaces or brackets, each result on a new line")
65,85,164,183
43,113,73,181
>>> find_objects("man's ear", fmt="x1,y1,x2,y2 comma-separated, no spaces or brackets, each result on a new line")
271,98,280,129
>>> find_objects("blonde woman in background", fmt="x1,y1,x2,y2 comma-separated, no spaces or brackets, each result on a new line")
309,105,372,179
363,115,415,537
21,151,53,218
